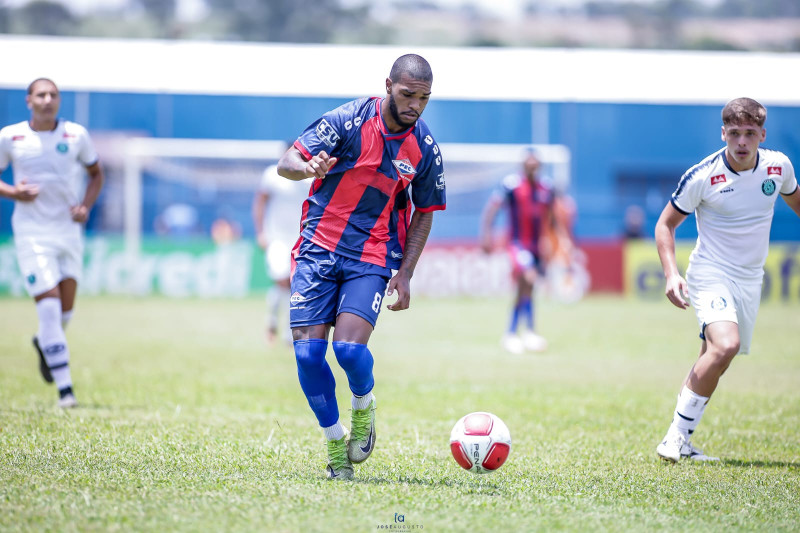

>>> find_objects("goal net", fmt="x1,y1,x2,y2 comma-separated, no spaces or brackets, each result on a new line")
108,138,582,299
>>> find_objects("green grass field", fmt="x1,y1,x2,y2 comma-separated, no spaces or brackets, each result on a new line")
1,294,799,532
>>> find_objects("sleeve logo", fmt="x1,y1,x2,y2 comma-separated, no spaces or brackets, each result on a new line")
315,119,340,148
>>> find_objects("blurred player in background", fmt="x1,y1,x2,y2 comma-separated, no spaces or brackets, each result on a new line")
481,150,569,354
251,162,308,345
0,78,105,408
277,54,445,480
655,97,800,463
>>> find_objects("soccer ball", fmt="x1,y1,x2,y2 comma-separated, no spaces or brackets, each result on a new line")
449,412,511,474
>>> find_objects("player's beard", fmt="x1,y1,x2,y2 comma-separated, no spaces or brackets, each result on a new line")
388,94,417,129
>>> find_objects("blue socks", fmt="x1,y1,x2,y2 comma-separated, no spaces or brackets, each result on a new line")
332,341,374,396
294,340,376,428
294,339,338,428
508,297,535,334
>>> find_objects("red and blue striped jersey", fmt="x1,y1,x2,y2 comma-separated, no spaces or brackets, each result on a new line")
293,96,446,269
496,173,554,255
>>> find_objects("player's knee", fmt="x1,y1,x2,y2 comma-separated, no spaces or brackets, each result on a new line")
333,341,374,386
708,338,739,366
294,339,328,371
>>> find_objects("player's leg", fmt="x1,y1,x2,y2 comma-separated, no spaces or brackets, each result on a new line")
289,239,351,479
520,265,547,352
33,286,77,408
58,278,77,329
658,272,738,462
332,265,390,464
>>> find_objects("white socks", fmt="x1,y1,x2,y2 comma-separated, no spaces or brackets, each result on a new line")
323,422,346,441
36,297,72,392
672,385,709,437
352,392,374,411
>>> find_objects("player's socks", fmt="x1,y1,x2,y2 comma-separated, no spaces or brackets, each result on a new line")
508,303,521,334
672,385,709,437
352,391,374,410
294,339,339,427
519,297,534,331
332,341,374,396
61,309,73,330
322,421,346,441
36,298,73,394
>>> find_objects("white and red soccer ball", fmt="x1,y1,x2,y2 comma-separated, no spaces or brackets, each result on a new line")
449,412,512,474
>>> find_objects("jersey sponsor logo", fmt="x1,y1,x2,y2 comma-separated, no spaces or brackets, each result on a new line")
761,178,776,196
719,187,734,194
710,296,727,310
436,172,445,190
315,119,340,148
392,159,416,180
710,174,726,185
56,142,69,154
11,135,25,141
62,132,76,138
767,166,782,176
390,250,403,259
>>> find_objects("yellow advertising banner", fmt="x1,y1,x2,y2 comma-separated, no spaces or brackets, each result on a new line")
625,240,800,303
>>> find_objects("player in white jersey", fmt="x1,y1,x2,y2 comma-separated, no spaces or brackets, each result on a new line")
251,163,309,345
0,78,105,408
654,97,800,463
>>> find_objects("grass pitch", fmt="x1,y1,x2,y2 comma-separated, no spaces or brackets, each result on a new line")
1,294,799,532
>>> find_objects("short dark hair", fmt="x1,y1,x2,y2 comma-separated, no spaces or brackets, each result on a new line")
27,78,59,95
389,54,433,84
722,97,766,127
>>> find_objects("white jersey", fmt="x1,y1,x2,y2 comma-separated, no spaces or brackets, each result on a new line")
258,164,309,246
672,147,797,281
0,119,98,240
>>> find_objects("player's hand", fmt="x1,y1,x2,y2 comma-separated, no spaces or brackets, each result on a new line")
13,180,39,202
386,271,411,311
256,232,268,250
304,151,338,180
70,205,89,223
664,274,690,309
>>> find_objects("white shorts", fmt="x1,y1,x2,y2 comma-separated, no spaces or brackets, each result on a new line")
686,262,761,355
15,235,83,297
266,240,292,281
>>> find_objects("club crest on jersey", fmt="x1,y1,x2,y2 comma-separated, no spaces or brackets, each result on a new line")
56,142,68,154
761,178,776,196
392,159,416,180
767,166,781,176
710,296,727,310
710,174,726,185
315,119,340,148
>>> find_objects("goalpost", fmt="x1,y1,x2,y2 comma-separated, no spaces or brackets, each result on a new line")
116,137,580,298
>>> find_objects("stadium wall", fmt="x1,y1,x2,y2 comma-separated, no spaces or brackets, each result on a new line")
1,37,799,298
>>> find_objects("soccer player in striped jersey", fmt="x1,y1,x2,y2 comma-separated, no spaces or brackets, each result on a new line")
655,97,800,462
277,54,446,480
0,78,105,408
480,150,556,354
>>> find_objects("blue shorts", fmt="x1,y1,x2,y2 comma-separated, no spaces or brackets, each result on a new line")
290,239,392,328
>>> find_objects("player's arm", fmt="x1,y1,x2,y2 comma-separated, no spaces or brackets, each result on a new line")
252,190,269,249
277,146,338,181
781,185,800,218
386,210,434,312
0,178,39,201
479,194,502,253
71,161,104,223
655,202,689,309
